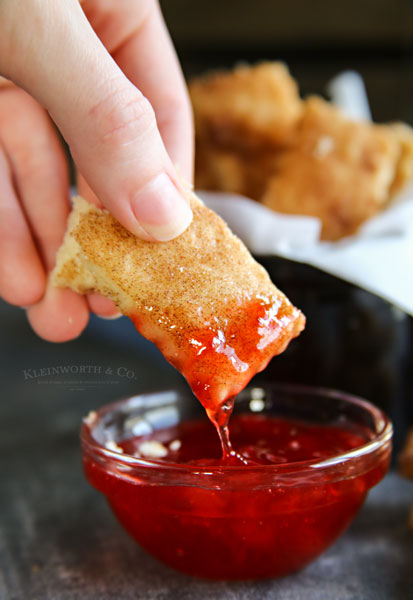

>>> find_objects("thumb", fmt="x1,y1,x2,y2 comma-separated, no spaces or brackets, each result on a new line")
0,0,192,241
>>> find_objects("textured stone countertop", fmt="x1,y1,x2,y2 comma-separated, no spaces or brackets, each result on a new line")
1,301,412,600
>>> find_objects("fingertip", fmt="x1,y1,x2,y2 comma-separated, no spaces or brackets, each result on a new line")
0,260,46,307
1,280,45,309
27,285,89,342
87,293,121,318
96,313,122,321
130,172,193,241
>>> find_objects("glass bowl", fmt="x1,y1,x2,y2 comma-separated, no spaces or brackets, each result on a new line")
81,383,392,580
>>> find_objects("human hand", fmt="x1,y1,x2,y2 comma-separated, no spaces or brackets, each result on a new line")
0,0,193,341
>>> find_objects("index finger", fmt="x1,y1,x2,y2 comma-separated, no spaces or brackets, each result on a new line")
83,0,194,183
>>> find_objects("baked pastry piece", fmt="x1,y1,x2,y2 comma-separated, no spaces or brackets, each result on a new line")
52,195,305,417
190,62,303,153
387,122,413,195
192,63,413,240
262,97,401,240
195,143,279,200
191,62,303,200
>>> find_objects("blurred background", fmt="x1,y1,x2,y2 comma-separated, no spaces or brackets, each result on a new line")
161,0,413,124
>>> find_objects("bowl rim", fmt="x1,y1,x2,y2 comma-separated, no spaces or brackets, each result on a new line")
80,382,393,475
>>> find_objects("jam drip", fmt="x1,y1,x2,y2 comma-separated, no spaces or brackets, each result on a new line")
132,296,304,464
207,398,255,466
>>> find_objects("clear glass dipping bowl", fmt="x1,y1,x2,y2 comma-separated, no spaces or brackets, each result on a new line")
81,383,392,580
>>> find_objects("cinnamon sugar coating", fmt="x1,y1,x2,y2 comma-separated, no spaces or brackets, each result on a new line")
52,195,304,409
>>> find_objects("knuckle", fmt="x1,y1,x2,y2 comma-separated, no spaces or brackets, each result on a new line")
0,142,11,177
1,116,61,184
14,146,55,185
155,93,188,131
90,85,157,149
0,265,45,307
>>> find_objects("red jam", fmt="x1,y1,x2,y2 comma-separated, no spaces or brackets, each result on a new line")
84,414,390,579
130,296,304,416
120,414,369,466
132,296,304,464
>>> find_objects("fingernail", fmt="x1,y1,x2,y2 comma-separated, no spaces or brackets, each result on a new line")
96,313,122,321
131,173,193,241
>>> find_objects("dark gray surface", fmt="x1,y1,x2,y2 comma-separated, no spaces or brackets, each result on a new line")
1,301,413,600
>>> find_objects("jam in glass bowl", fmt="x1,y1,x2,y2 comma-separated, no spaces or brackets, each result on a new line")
81,383,392,580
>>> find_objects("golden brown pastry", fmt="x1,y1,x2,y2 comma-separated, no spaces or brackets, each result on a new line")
387,122,413,195
262,97,400,240
191,63,413,240
190,62,303,153
195,143,279,200
52,195,305,416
